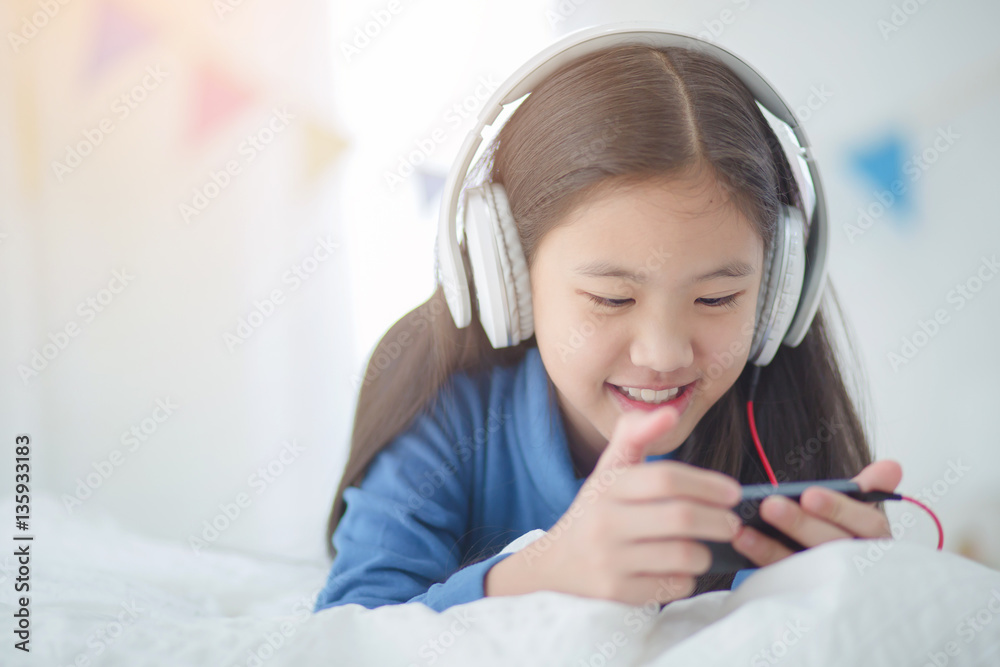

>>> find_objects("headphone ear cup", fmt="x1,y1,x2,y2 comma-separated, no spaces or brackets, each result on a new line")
463,183,533,348
749,205,806,366
487,184,534,344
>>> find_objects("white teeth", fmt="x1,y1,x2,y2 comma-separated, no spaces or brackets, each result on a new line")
618,385,681,404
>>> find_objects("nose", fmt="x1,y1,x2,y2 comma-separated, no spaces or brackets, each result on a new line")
629,309,694,373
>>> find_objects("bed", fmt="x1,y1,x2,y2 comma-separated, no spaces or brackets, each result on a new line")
2,493,998,666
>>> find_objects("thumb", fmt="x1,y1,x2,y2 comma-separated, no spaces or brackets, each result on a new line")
852,459,903,493
593,406,680,475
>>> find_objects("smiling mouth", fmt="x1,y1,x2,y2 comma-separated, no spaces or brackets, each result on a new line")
610,382,693,405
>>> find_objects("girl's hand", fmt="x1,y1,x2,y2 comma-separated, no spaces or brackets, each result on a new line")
503,406,743,607
731,459,903,567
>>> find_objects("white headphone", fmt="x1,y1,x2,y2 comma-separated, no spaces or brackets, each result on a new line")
436,22,829,367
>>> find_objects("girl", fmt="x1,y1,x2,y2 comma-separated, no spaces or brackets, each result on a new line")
314,37,902,613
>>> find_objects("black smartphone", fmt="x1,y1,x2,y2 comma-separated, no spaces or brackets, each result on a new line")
701,479,882,574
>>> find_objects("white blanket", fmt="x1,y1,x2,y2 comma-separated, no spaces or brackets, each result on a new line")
2,494,999,666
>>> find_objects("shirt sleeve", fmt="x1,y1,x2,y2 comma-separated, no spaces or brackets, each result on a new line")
314,388,511,613
731,568,756,589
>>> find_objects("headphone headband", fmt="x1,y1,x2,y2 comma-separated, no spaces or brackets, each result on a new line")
437,22,828,350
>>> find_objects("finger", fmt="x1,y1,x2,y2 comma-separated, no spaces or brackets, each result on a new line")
800,487,892,539
732,525,795,567
612,460,742,508
852,459,903,493
616,500,742,543
758,495,853,548
618,539,713,577
594,406,680,476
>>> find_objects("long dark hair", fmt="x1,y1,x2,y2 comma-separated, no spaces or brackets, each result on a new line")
323,44,873,596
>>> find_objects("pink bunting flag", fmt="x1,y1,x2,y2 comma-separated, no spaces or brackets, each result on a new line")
187,63,256,147
88,1,154,83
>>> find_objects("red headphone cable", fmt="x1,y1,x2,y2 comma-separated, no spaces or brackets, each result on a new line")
744,365,943,550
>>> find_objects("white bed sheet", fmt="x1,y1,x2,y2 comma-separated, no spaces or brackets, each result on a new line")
2,493,999,666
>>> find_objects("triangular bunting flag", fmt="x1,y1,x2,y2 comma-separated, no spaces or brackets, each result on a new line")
302,118,347,185
187,63,256,147
415,167,447,211
88,1,154,83
849,131,913,224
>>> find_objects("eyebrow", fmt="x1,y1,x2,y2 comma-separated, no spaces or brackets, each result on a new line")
574,259,756,285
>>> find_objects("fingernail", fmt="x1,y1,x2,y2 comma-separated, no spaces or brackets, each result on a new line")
729,484,742,505
768,496,789,518
810,490,831,513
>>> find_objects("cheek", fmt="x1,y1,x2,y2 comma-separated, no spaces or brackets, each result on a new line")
699,317,752,357
533,294,620,382
534,284,597,345
695,317,755,394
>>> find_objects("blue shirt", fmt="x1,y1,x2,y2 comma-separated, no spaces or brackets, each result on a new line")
314,346,755,613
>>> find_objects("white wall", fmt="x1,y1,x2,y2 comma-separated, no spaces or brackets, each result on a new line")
1,0,996,573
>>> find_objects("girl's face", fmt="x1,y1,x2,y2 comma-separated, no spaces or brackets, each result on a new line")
529,173,764,471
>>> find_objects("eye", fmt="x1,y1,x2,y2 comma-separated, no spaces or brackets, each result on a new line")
698,293,742,310
587,294,632,309
586,292,744,310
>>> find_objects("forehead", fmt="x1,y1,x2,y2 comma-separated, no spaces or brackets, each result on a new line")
541,175,763,268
